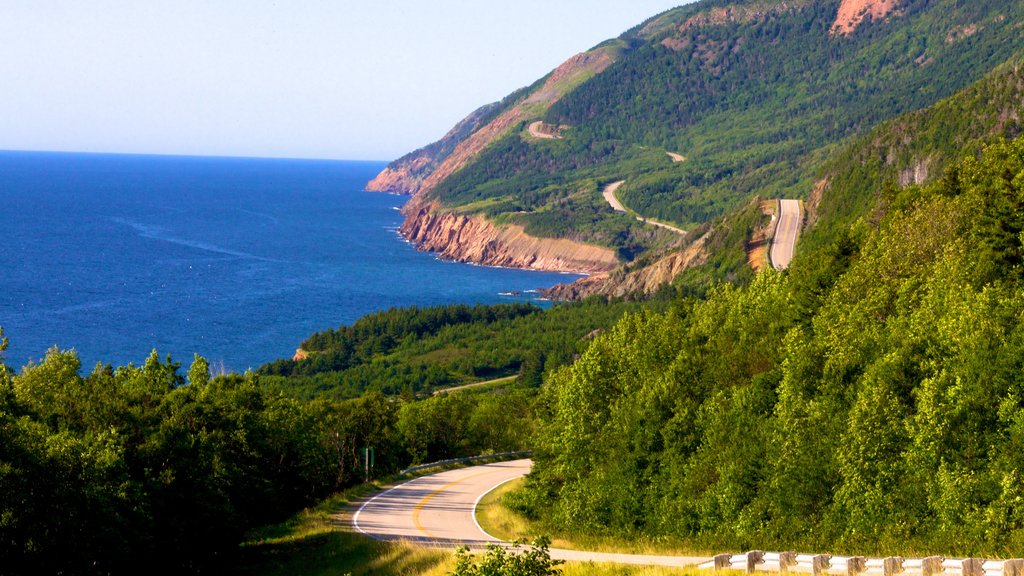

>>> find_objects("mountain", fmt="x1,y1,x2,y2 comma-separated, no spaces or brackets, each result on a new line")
511,45,1024,552
368,0,1024,295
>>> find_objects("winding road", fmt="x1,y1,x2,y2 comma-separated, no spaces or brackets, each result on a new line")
353,459,709,567
602,180,687,236
527,121,561,140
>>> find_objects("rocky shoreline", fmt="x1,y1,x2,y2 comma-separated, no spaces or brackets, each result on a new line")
399,201,619,275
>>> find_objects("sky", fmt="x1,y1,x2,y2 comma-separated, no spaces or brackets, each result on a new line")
0,1,692,161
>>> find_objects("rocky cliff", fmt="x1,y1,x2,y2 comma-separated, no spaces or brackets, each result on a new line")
542,234,709,299
401,202,619,274
367,0,1023,299
373,43,622,275
365,101,502,195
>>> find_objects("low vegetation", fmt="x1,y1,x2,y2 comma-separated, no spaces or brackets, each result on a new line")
257,299,659,400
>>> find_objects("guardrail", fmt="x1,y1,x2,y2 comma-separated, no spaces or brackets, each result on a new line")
701,551,1024,576
399,451,532,476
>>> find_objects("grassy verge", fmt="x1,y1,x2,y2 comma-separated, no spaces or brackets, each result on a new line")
476,478,710,557
234,482,453,576
237,461,716,576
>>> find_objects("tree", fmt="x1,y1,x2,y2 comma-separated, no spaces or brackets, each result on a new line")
450,538,562,576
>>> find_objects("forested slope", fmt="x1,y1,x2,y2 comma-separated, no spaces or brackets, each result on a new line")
381,0,1024,294
513,71,1024,554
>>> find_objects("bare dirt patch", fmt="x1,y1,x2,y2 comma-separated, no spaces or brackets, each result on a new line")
527,121,564,140
831,0,902,36
746,200,777,273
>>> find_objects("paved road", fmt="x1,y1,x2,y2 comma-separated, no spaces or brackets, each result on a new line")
770,199,801,270
432,375,517,396
603,180,628,212
602,181,687,236
354,459,709,567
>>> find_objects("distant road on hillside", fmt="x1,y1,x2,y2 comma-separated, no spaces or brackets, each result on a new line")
602,180,687,235
770,199,801,270
527,121,561,139
353,459,709,567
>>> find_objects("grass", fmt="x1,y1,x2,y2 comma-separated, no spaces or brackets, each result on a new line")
234,482,454,576
235,462,717,576
476,478,711,558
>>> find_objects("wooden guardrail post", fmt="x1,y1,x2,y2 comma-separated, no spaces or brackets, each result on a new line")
962,558,985,576
923,556,946,576
747,550,765,573
848,556,867,576
1003,559,1024,576
884,557,905,576
780,552,798,575
713,553,733,571
813,554,832,576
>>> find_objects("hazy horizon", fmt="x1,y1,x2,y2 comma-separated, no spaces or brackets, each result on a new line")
1,1,692,162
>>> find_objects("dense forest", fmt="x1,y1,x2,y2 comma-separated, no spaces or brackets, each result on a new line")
0,335,541,575
512,137,1024,556
257,299,656,400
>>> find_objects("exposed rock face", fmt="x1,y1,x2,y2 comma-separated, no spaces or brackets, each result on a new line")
366,101,502,195
831,0,902,36
412,48,616,199
401,203,619,274
366,45,623,277
644,1,812,43
365,156,432,195
746,201,778,273
542,234,709,300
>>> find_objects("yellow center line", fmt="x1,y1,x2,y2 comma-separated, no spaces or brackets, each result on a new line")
412,471,493,538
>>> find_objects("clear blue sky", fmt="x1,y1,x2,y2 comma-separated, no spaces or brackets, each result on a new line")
0,1,692,161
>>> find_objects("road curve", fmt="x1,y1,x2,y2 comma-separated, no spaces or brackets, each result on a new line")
602,181,687,236
769,199,801,270
528,121,561,140
603,180,628,212
353,459,709,567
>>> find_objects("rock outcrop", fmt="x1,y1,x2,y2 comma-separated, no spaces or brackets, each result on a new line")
365,101,502,195
542,234,709,300
831,0,902,36
366,44,623,277
401,203,619,274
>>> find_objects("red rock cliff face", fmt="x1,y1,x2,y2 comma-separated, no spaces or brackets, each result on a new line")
401,203,619,275
365,156,432,195
375,46,620,275
542,234,709,300
831,0,902,35
412,49,615,199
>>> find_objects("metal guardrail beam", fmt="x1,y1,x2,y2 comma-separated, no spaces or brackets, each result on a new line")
399,451,532,476
700,551,1024,576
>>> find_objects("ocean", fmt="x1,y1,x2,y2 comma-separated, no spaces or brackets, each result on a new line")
0,151,580,372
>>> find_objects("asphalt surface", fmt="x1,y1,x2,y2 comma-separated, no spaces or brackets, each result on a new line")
602,180,687,235
353,459,709,567
770,199,801,270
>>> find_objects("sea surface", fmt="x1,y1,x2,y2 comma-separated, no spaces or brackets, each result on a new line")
0,151,581,372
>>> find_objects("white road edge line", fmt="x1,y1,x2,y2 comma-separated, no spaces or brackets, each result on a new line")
353,475,428,538
471,475,524,543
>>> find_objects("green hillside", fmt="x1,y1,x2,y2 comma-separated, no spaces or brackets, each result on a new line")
410,0,1024,279
512,57,1024,555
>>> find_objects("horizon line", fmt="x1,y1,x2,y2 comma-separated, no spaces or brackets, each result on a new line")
0,147,392,164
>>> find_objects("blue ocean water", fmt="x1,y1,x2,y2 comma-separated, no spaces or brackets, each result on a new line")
0,152,581,372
